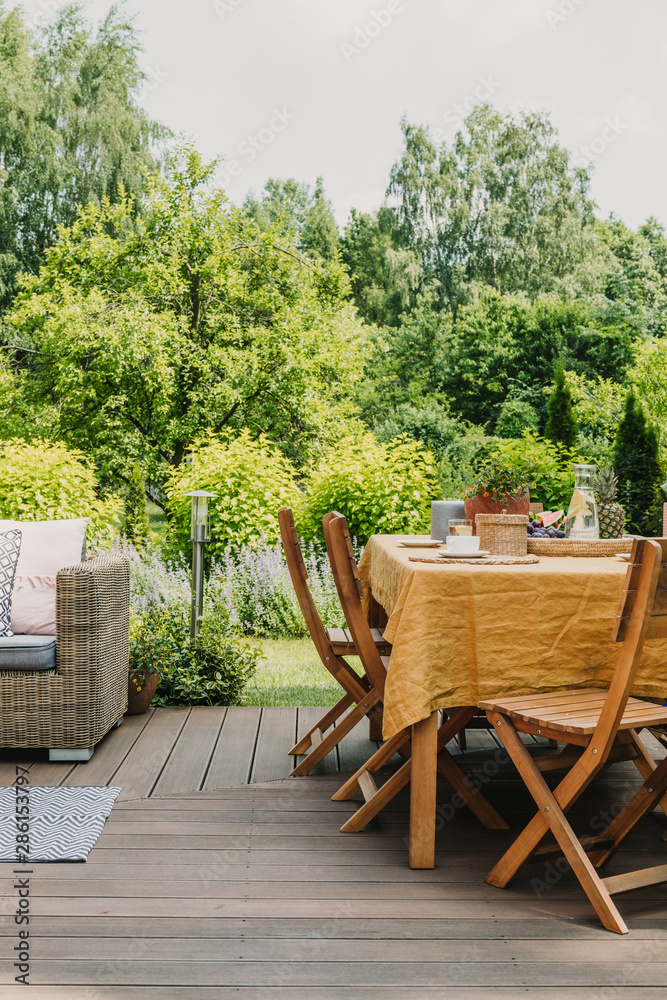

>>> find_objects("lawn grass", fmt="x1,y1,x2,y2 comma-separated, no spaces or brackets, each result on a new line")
243,637,339,707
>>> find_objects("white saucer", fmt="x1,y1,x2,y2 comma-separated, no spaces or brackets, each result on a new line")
437,550,490,559
399,539,444,548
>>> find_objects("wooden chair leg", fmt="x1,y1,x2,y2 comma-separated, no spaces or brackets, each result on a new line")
332,731,411,801
436,747,508,830
291,691,380,776
486,713,599,888
337,706,508,836
622,728,667,819
368,713,383,742
487,714,628,934
587,754,667,868
289,692,353,756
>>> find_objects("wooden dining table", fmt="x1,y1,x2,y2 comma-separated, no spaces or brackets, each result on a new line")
357,535,667,869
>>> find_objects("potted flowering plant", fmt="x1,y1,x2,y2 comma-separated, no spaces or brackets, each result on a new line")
462,461,535,528
128,611,180,714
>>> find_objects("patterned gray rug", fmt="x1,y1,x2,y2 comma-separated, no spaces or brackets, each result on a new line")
0,785,121,861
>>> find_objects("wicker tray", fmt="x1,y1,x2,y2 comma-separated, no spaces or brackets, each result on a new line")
527,538,633,557
410,555,539,566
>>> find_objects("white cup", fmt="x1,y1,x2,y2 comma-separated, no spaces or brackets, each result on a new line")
446,534,481,554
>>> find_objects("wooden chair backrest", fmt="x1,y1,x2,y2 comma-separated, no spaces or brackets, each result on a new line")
593,537,664,754
278,507,334,665
324,513,387,696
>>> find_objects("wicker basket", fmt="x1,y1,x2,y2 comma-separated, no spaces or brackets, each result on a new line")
475,511,529,556
464,493,530,535
527,537,634,557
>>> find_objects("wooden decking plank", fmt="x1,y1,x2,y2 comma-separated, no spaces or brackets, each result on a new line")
110,707,190,800
202,706,261,789
65,710,156,787
2,936,666,963
5,915,666,940
5,960,667,987
250,707,297,783
152,706,227,797
2,990,666,1000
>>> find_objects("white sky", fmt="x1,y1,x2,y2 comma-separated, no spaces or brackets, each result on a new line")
16,0,667,228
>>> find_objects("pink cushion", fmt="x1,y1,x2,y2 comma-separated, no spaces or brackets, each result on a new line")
0,519,89,635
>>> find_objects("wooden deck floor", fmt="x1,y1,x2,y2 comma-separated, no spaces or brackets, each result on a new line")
0,705,387,800
1,709,667,996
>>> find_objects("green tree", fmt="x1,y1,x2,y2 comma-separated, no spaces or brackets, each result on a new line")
6,147,366,499
495,400,539,439
545,365,578,449
386,106,605,307
613,391,663,534
340,207,422,326
244,176,340,261
0,2,165,309
124,461,150,548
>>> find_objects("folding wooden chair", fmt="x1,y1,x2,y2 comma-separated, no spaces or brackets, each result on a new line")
480,536,667,934
324,511,508,837
279,507,389,776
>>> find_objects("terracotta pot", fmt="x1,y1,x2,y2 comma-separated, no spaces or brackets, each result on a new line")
464,493,530,535
127,670,160,715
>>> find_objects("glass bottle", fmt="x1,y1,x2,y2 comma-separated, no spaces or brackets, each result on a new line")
565,464,599,540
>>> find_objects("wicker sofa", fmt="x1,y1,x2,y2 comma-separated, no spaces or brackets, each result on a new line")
0,554,130,761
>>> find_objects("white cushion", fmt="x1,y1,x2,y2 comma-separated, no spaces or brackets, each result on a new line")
0,519,89,635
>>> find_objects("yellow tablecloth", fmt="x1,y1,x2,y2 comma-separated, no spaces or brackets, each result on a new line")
359,536,667,740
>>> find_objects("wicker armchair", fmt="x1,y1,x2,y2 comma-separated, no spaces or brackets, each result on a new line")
0,554,130,761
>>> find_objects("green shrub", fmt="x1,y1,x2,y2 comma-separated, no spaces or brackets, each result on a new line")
495,400,539,439
131,603,261,706
302,432,439,543
489,432,597,511
0,438,120,537
165,431,302,558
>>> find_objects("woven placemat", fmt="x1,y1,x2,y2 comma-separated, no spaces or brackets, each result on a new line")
409,555,540,566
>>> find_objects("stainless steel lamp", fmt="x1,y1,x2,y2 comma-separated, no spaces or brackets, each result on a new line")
186,490,217,638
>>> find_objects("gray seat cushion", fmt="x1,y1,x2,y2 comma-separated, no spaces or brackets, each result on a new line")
0,635,56,672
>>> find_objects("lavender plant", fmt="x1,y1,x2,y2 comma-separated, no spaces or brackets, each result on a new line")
207,536,346,638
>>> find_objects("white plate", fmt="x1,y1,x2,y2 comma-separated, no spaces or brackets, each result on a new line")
399,539,443,548
437,550,491,559
615,553,633,561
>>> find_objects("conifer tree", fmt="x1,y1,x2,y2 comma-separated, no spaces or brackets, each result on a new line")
613,391,663,534
544,364,578,449
124,461,150,548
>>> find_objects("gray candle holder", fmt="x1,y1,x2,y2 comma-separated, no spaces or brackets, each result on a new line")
431,500,466,540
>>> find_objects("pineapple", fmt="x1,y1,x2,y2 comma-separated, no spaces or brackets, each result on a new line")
594,466,626,539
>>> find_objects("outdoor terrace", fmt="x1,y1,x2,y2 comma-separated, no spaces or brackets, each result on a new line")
1,707,666,997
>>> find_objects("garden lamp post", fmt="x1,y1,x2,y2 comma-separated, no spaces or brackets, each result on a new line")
186,490,217,639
